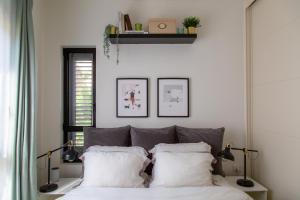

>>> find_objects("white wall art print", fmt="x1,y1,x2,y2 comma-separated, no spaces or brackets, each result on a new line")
158,78,189,117
117,78,148,117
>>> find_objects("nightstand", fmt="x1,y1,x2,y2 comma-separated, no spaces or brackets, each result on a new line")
38,178,82,200
225,176,268,200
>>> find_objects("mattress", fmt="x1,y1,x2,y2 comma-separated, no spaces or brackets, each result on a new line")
57,175,252,200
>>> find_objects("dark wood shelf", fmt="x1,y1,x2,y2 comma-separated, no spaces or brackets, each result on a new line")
109,34,197,44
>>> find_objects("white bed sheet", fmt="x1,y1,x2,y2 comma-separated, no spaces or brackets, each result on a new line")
57,176,252,200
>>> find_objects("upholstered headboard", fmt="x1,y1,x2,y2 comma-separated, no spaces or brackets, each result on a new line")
83,125,225,175
83,126,131,150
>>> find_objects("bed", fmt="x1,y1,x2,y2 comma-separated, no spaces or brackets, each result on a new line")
57,126,252,200
57,176,252,200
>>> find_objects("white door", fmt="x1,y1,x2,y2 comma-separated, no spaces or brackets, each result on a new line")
249,0,300,200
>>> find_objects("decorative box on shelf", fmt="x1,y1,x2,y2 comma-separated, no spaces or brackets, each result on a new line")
148,18,177,34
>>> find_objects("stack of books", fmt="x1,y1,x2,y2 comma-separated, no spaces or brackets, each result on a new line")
118,12,148,34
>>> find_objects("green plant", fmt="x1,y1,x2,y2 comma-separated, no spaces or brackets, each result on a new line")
103,24,120,65
183,16,200,28
103,24,113,59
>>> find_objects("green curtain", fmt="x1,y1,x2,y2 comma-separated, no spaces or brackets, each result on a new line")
11,0,37,199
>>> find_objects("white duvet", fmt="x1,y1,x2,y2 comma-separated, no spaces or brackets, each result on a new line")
57,176,252,200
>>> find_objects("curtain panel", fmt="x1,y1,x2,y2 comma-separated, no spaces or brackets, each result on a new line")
0,0,37,199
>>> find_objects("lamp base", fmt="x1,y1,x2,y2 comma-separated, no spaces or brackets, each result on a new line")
39,183,58,193
237,178,254,187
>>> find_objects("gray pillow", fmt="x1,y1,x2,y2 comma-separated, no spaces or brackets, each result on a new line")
176,126,225,176
130,126,177,151
83,126,131,150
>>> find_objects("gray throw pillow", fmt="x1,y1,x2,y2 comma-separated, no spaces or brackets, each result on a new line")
176,126,225,176
83,126,131,150
130,126,177,151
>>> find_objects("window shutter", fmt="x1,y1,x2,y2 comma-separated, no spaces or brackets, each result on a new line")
75,60,93,126
63,48,96,149
73,59,93,147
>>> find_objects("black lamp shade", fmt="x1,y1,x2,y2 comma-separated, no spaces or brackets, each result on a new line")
62,147,78,162
217,146,235,161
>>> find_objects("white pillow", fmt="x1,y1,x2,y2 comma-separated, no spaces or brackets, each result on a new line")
150,152,214,187
149,142,211,154
85,145,148,158
82,151,147,187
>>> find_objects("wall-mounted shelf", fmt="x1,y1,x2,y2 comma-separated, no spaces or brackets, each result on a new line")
109,34,197,44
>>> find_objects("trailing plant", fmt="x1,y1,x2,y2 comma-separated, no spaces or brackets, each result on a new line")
116,27,120,65
103,24,113,59
183,16,200,28
103,24,120,65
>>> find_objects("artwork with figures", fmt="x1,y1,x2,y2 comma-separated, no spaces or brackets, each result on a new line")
117,78,148,117
158,78,189,117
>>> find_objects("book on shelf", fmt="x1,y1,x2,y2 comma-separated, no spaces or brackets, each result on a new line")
124,14,133,30
119,12,134,33
118,12,125,33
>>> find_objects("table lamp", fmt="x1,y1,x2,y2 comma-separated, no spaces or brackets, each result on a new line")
37,140,78,192
218,144,258,187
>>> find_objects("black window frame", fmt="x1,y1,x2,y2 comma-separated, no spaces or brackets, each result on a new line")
63,48,96,158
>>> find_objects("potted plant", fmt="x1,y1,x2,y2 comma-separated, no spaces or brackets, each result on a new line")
103,24,120,64
183,16,200,34
103,24,113,59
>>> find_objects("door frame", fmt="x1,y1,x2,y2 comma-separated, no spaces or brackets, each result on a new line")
244,0,257,176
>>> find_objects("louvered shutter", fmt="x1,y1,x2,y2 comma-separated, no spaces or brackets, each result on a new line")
63,49,96,149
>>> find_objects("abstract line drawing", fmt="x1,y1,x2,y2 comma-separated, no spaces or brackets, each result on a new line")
163,85,183,106
117,78,148,117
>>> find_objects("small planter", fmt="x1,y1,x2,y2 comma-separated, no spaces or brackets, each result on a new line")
183,16,200,35
187,27,197,34
110,26,117,34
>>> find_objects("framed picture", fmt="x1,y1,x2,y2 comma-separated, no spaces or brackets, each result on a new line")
157,78,189,117
116,78,148,118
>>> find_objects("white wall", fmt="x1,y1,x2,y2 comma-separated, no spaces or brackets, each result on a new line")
251,0,300,199
33,0,246,185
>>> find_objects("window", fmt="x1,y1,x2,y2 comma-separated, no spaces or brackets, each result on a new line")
63,48,96,154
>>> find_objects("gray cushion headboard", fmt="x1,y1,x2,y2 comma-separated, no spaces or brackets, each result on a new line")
83,126,131,150
130,126,177,151
83,125,225,176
